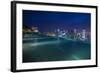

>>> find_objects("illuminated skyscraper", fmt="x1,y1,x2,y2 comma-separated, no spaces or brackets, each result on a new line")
81,29,86,40
74,29,77,40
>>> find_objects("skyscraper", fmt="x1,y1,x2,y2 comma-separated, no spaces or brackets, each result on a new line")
81,29,86,40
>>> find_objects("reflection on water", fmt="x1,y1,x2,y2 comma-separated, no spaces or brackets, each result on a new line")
23,32,91,63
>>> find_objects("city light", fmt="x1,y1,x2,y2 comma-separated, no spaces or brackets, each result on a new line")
23,26,90,42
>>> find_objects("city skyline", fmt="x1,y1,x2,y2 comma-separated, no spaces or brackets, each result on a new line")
23,10,91,62
23,10,91,33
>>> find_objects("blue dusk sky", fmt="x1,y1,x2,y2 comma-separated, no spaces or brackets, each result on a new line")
23,10,91,33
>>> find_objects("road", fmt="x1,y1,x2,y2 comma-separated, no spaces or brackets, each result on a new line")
23,32,90,63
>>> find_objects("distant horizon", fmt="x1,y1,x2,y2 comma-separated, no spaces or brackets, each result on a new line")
23,10,91,33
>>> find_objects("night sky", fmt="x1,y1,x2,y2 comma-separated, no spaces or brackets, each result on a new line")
23,10,91,33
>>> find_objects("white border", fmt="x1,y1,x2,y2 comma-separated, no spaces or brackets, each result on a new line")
16,3,96,70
